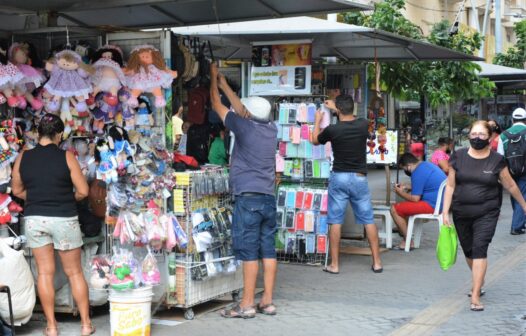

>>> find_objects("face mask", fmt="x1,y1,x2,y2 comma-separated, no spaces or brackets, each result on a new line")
404,168,412,177
469,137,489,150
445,149,451,155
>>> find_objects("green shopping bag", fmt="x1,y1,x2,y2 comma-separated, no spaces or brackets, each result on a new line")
436,224,458,271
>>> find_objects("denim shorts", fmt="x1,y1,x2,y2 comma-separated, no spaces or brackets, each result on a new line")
328,172,374,225
25,216,83,250
232,194,277,261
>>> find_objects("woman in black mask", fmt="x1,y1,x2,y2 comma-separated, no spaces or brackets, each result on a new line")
487,119,501,151
442,120,526,312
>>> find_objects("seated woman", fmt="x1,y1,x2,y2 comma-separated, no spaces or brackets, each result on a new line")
430,137,453,174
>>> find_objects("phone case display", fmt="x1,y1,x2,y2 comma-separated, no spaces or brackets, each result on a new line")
275,184,329,264
167,168,242,320
276,102,332,180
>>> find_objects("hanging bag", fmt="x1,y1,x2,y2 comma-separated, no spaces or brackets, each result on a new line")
436,224,458,271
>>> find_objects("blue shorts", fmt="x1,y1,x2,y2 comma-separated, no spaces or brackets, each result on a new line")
232,194,277,261
328,172,374,225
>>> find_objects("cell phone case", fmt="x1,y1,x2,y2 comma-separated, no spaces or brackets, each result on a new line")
295,191,305,209
318,215,328,234
277,189,286,207
303,192,313,210
317,235,327,254
285,190,296,208
306,234,316,253
295,211,305,231
288,108,297,124
320,192,328,212
304,211,315,232
304,160,313,178
313,193,322,210
276,208,284,227
285,210,295,229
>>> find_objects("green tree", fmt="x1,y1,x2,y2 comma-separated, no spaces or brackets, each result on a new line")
493,20,526,69
342,0,495,107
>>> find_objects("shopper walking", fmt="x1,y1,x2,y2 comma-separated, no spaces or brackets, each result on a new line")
210,63,278,318
497,108,526,235
11,114,94,336
442,120,526,312
311,95,383,274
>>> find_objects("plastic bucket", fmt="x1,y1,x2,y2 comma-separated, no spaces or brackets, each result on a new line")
109,286,153,336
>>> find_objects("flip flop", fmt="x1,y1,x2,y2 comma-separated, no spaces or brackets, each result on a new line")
371,265,383,273
220,303,256,319
467,289,486,297
81,324,96,336
43,327,59,336
392,246,414,251
470,303,484,312
322,268,339,274
256,303,277,316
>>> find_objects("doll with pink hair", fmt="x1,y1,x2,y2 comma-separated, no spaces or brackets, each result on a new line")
8,42,45,110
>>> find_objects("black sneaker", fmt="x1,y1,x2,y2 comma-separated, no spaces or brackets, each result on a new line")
510,228,526,235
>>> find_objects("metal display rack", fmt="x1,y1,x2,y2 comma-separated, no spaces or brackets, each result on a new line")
167,168,242,320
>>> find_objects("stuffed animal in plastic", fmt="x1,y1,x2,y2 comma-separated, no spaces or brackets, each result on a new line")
124,45,177,108
108,125,133,172
44,50,94,113
89,256,111,290
8,42,45,110
0,45,24,107
95,139,118,184
91,58,126,106
110,264,134,291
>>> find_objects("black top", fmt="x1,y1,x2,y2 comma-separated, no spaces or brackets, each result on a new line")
20,144,77,217
318,118,368,174
450,148,506,217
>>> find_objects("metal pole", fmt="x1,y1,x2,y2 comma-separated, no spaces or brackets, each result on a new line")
496,0,502,53
469,0,480,32
479,0,491,57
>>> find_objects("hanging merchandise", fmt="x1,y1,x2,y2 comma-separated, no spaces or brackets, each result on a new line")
8,42,45,110
141,248,161,286
124,45,177,108
134,95,154,136
0,45,25,108
110,248,138,291
88,255,112,290
91,58,127,106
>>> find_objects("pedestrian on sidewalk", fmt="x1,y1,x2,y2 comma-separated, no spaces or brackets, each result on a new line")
442,120,526,312
391,153,446,250
487,119,502,152
430,137,453,174
496,108,526,235
311,95,383,274
210,63,278,318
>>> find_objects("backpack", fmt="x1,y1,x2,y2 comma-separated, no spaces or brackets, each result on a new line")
88,179,107,218
186,123,210,164
187,86,209,125
503,128,526,177
170,34,186,76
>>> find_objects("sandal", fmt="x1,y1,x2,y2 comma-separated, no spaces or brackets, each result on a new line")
220,304,256,319
257,303,277,316
467,289,486,297
470,303,484,312
43,327,59,336
81,324,96,335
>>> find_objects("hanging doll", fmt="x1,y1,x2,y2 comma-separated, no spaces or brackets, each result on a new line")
91,44,124,68
72,137,96,181
90,92,118,134
8,42,45,110
0,45,24,108
116,88,135,129
44,50,94,113
124,45,177,108
135,95,154,136
108,125,133,173
91,58,127,106
95,138,118,184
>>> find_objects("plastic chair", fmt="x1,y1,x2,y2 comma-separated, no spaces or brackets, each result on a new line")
0,285,15,336
373,205,393,248
404,180,447,252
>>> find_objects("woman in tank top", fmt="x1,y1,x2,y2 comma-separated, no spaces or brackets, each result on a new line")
11,114,95,336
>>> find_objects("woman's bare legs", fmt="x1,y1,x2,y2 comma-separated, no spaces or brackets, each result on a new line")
33,245,58,336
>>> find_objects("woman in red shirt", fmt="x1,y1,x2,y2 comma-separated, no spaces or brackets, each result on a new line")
487,119,501,151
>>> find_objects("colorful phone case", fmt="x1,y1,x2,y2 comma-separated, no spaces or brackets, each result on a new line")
295,211,305,231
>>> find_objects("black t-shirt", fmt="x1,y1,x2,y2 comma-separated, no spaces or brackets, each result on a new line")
450,148,506,217
318,118,368,174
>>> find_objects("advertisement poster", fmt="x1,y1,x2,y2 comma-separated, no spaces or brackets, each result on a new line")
250,65,312,96
366,130,398,165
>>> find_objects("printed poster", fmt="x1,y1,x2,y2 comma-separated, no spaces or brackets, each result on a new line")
250,65,312,96
366,130,398,165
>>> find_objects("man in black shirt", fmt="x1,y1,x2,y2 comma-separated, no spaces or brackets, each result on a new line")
312,95,383,274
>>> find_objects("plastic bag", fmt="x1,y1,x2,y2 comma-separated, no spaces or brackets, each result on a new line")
87,255,112,290
141,249,161,285
436,224,458,271
0,239,35,325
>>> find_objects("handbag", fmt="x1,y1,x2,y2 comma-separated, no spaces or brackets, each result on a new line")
88,179,107,218
436,224,458,271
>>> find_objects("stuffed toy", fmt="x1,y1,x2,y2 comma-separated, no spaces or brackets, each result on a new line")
90,92,117,134
95,139,118,184
91,44,124,68
8,42,45,110
44,50,94,113
141,251,161,285
0,134,17,193
116,88,135,129
135,95,154,135
0,45,24,108
91,58,126,106
89,256,111,290
110,264,134,291
124,45,177,108
108,125,133,172
70,101,91,136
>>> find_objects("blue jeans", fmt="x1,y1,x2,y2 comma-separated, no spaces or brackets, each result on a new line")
511,176,526,231
327,172,374,225
232,194,277,261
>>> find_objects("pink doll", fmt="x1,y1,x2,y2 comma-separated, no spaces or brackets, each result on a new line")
44,50,94,113
124,45,177,108
0,46,24,108
8,43,45,110
91,58,126,106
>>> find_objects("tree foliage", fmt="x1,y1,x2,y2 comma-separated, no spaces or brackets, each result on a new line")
493,20,526,69
342,0,495,108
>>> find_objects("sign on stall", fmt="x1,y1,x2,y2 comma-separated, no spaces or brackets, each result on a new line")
366,130,398,165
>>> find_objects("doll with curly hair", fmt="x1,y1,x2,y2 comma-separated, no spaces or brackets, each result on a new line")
8,42,45,110
124,45,177,108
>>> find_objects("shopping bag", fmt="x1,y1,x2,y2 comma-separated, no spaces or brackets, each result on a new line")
436,224,458,271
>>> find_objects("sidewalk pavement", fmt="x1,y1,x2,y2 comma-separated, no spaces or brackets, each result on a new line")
15,169,526,335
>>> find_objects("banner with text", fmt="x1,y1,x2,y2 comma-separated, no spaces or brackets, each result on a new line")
250,65,312,96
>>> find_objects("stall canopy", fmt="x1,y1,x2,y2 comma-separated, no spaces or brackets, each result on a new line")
0,0,371,32
171,17,483,61
475,61,526,90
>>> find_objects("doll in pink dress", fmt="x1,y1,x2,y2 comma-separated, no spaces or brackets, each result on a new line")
8,42,45,110
124,45,177,108
0,46,24,108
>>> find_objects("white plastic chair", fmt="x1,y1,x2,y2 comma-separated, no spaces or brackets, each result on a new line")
373,205,393,248
404,180,447,252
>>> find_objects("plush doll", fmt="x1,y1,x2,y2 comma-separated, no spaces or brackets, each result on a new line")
91,58,127,106
92,44,124,67
70,101,91,136
124,45,177,108
0,134,17,193
135,96,154,136
44,50,94,113
89,256,111,290
95,139,118,184
0,45,24,108
116,88,135,129
8,42,45,110
90,92,118,134
108,125,133,172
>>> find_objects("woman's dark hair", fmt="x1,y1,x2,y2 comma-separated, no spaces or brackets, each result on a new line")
438,137,451,147
487,119,502,135
38,114,64,139
469,120,492,137
335,94,354,116
399,153,419,166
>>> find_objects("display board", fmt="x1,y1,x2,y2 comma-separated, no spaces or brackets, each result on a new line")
366,129,398,165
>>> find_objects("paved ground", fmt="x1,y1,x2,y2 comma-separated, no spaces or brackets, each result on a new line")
14,169,526,335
